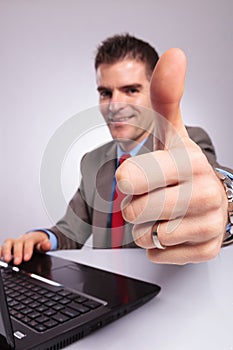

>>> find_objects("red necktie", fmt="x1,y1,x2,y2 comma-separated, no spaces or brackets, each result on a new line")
111,154,130,248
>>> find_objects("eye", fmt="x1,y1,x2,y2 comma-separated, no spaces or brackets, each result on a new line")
98,89,112,99
125,86,140,95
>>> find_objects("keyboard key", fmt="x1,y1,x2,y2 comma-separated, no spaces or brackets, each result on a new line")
45,300,56,307
84,300,102,309
22,316,31,323
69,302,90,314
59,298,71,305
75,296,88,303
44,309,56,317
14,304,25,311
28,320,38,328
30,302,40,309
35,324,47,332
52,295,63,302
7,300,19,308
57,290,72,297
43,292,54,298
37,315,50,324
61,307,80,318
14,312,24,320
21,307,34,315
29,311,40,319
52,304,64,311
52,313,69,323
44,320,59,329
36,305,48,313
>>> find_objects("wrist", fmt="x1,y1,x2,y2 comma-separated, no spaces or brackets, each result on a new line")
215,169,233,246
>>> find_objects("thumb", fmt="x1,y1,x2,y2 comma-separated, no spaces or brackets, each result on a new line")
36,239,51,253
150,48,188,140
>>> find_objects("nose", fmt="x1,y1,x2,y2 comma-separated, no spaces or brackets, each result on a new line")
108,91,127,114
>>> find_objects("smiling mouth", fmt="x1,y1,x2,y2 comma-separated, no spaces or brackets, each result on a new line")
109,115,135,123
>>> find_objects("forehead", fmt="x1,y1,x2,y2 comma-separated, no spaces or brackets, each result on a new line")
96,59,149,87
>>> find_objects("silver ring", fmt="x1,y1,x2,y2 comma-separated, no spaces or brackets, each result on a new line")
152,224,165,249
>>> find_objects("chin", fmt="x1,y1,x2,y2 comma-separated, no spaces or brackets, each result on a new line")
110,127,135,142
112,133,133,142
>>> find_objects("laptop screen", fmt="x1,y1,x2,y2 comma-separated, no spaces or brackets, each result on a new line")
0,268,15,349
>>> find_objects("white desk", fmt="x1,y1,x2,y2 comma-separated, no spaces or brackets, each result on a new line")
50,246,233,350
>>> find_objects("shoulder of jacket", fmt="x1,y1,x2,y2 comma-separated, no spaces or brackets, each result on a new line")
185,125,210,140
81,140,116,163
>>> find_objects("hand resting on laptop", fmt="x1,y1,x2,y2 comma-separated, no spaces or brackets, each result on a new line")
0,231,51,265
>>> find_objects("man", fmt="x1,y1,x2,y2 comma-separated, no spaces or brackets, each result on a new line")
1,34,232,265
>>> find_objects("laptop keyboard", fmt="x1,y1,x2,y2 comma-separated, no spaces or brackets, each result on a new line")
2,268,102,333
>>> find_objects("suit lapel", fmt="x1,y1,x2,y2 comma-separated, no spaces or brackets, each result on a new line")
92,142,117,248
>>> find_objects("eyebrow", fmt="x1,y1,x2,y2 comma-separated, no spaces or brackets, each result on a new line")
97,86,110,92
97,83,143,92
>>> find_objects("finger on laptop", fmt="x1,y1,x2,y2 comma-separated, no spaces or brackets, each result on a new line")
1,231,50,265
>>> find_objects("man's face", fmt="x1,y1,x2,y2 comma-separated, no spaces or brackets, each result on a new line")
96,59,155,151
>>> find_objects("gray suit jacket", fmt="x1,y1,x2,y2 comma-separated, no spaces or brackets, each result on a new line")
50,126,227,250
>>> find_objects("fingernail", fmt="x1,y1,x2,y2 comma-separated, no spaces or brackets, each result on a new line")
14,257,20,265
117,179,134,194
24,253,30,261
3,254,10,262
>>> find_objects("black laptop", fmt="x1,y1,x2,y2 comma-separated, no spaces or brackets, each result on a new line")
0,253,160,350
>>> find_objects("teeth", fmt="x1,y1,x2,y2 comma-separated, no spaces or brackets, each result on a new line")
118,117,129,121
110,116,132,122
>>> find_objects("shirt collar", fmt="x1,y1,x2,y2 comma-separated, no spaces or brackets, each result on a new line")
117,137,148,162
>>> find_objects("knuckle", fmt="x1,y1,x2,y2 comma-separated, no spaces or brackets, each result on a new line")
16,236,27,245
3,238,15,246
146,249,156,262
195,239,221,262
123,199,144,223
210,183,223,207
133,230,149,248
190,148,209,174
197,182,220,211
132,223,154,248
211,214,226,235
134,235,146,248
123,194,151,224
122,204,137,223
199,215,224,241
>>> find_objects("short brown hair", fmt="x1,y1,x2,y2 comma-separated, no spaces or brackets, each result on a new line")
95,33,159,79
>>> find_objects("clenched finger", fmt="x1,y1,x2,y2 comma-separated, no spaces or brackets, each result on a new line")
146,237,223,265
133,212,226,249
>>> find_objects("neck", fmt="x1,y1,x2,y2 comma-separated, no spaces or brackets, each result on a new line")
118,131,152,152
118,140,142,152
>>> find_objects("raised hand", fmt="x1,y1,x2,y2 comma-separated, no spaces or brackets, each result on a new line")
116,48,228,264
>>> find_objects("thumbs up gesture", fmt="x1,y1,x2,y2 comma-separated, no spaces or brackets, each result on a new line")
116,48,228,264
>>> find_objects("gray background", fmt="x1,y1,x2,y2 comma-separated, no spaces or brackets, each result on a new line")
0,0,232,240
